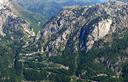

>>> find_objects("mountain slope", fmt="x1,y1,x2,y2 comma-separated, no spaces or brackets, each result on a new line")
12,1,128,82
0,0,128,82
40,1,128,56
0,2,35,81
29,1,128,81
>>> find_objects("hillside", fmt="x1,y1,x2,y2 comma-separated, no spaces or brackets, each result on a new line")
0,0,128,82
0,1,36,80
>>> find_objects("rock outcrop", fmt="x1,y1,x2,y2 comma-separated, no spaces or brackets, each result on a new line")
86,19,112,50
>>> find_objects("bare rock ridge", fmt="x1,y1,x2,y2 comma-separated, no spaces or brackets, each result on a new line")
40,1,128,56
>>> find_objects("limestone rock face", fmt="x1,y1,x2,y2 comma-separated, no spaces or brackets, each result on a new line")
92,19,112,40
86,19,112,50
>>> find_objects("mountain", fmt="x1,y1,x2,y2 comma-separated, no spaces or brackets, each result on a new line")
11,0,103,32
31,0,128,82
0,0,128,82
22,0,128,82
39,1,128,56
